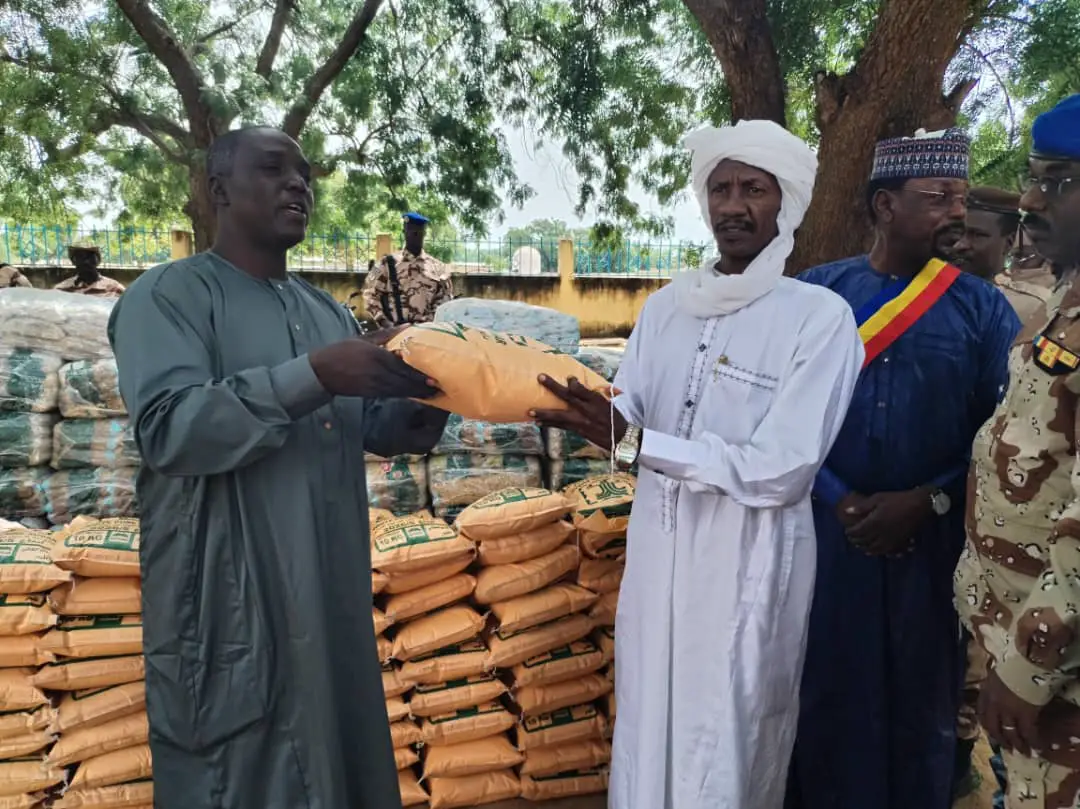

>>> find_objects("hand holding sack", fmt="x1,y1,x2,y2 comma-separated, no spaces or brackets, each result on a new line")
386,323,611,423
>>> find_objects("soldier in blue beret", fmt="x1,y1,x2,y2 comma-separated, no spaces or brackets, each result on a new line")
956,93,1080,808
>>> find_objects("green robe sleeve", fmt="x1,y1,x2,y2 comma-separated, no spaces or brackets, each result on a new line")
108,269,331,476
363,399,448,458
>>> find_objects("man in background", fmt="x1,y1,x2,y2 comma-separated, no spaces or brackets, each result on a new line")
0,263,31,288
362,212,452,327
790,128,1020,809
956,93,1080,809
54,243,125,298
997,226,1057,324
953,186,1021,282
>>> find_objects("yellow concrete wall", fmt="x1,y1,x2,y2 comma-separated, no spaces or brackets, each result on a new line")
20,235,666,338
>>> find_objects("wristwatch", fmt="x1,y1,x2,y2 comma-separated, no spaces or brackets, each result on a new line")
614,424,642,471
929,488,951,516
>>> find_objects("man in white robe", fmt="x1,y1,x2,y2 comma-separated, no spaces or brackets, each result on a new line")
532,121,865,809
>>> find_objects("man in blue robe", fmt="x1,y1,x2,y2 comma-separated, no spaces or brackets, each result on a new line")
786,129,1021,809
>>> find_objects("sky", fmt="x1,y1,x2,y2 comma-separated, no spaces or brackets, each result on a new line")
500,126,713,243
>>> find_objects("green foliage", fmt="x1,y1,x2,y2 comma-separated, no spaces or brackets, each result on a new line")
0,0,1076,240
960,0,1080,188
0,0,530,237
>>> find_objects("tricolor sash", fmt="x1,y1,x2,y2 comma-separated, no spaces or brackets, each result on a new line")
854,259,961,368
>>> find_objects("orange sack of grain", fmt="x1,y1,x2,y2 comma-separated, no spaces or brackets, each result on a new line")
386,323,611,423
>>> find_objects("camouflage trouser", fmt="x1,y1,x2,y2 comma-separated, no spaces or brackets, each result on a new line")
959,630,991,741
1003,749,1080,807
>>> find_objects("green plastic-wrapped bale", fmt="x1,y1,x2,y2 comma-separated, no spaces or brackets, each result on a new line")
545,428,608,461
0,412,58,467
549,459,619,490
427,454,543,515
57,360,125,419
0,467,50,518
365,458,428,515
433,414,544,456
573,348,622,382
44,468,138,525
0,349,62,413
52,419,139,469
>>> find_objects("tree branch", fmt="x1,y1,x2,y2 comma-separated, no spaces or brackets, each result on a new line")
112,0,216,142
281,0,386,138
256,0,296,78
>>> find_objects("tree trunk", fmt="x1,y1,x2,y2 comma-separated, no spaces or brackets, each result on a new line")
681,0,786,124
185,163,216,252
789,0,981,271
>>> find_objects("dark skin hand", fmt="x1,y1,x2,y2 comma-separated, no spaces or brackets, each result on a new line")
309,337,438,400
530,375,626,451
979,668,1042,757
843,487,933,557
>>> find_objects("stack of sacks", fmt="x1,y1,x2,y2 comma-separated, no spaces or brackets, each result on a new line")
47,360,138,525
544,431,611,491
427,456,542,522
0,525,71,805
0,350,62,521
428,415,545,521
0,290,121,525
37,517,151,806
563,473,635,633
369,510,494,807
455,487,612,802
365,454,428,515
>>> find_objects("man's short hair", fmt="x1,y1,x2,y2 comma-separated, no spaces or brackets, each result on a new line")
865,177,907,224
206,127,276,178
968,186,1022,236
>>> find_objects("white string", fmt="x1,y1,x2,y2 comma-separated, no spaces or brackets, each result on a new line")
609,384,617,475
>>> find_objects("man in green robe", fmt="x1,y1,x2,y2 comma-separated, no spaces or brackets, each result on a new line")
108,127,448,808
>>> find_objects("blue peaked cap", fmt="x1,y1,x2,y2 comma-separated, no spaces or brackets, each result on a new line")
403,212,429,225
1032,95,1080,160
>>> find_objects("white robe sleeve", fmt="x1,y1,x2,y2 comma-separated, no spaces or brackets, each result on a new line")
638,303,864,508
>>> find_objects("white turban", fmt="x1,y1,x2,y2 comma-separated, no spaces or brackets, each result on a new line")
673,120,818,317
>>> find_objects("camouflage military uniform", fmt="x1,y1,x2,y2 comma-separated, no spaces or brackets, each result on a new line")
53,274,126,298
995,263,1058,326
957,263,1060,748
955,268,1080,808
361,249,452,328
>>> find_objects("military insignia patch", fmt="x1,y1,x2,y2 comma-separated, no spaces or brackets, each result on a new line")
1033,333,1080,375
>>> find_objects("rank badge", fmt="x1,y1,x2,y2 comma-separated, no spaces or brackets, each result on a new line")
1034,333,1080,375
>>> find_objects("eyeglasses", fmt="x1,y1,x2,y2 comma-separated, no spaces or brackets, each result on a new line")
1021,175,1078,198
904,189,969,208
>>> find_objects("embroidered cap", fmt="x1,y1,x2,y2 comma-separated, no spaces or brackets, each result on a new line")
1031,94,1080,161
870,128,970,182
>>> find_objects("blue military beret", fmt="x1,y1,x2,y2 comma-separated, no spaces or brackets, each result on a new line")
403,212,430,225
1032,95,1080,160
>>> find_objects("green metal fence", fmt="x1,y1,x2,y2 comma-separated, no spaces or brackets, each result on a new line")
0,223,173,268
573,239,706,277
1,223,703,277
